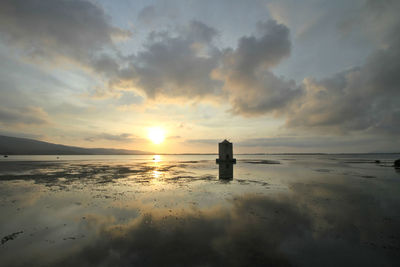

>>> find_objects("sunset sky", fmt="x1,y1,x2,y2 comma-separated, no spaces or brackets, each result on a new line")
0,0,399,153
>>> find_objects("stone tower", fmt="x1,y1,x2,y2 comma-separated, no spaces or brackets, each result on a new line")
216,139,236,179
216,139,236,164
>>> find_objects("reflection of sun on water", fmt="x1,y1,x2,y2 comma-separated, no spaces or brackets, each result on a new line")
152,155,161,162
152,170,161,179
151,155,162,182
148,127,165,144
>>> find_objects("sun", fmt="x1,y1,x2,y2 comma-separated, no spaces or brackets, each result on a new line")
148,127,165,144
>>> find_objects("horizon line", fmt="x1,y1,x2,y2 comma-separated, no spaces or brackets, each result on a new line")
2,152,400,156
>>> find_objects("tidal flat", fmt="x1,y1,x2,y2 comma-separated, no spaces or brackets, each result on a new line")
1,154,400,266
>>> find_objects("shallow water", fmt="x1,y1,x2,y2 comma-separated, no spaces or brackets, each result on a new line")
1,154,400,266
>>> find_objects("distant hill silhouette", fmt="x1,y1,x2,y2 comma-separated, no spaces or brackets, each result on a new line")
0,135,152,155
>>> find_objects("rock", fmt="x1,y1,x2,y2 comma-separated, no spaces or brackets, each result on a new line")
395,159,400,168
375,160,380,164
1,231,23,245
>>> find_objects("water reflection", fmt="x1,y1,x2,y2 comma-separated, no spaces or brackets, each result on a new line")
1,155,400,266
218,163,233,180
3,188,399,266
152,155,161,162
152,170,161,179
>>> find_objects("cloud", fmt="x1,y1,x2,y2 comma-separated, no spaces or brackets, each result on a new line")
185,139,220,144
137,5,157,25
0,130,43,140
115,91,144,106
231,20,291,75
1,0,399,139
113,19,301,114
167,135,181,139
236,136,376,148
116,20,223,100
185,136,400,152
338,0,400,49
117,6,399,136
84,133,137,142
0,106,49,126
284,1,400,134
215,20,302,116
91,54,121,78
0,0,130,68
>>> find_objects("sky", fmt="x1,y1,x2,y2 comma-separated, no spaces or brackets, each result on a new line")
0,0,399,153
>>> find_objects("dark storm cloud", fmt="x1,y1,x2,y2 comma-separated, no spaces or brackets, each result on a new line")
0,0,129,66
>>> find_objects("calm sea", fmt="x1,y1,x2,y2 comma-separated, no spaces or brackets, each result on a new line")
1,154,399,266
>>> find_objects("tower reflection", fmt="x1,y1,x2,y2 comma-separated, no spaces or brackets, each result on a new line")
219,163,234,180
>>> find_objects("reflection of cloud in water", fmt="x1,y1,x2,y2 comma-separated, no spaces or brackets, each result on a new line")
0,181,43,208
60,195,308,267
1,156,400,266
51,186,400,266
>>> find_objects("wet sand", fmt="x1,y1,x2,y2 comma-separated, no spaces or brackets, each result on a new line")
1,154,400,266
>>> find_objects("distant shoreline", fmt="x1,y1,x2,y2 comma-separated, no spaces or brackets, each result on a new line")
1,135,399,156
2,152,399,156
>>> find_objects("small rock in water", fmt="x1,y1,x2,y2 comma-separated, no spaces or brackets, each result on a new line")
395,159,400,168
1,231,23,245
375,160,380,164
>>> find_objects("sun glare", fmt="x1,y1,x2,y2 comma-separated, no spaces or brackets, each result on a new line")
152,155,161,162
148,127,165,144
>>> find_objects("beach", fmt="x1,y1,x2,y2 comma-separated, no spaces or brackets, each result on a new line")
1,154,400,266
